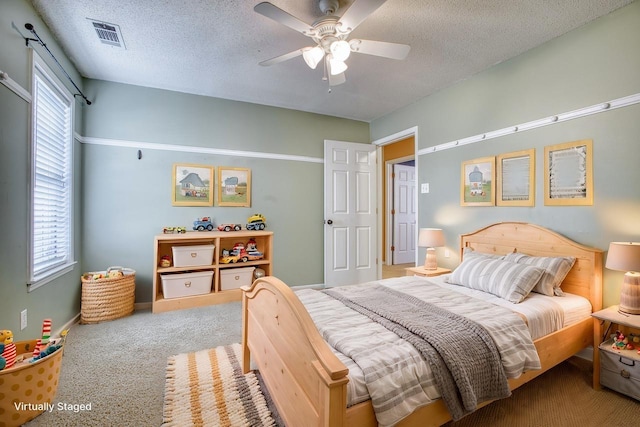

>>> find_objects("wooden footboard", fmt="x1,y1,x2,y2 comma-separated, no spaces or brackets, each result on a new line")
242,276,349,427
242,222,603,427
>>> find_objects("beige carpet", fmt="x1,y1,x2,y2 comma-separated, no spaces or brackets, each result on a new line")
162,343,276,427
445,357,640,427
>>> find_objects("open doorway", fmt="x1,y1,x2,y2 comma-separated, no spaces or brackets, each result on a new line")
380,135,416,269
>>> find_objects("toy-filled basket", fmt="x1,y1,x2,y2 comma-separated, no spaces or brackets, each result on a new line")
0,339,64,427
81,266,135,324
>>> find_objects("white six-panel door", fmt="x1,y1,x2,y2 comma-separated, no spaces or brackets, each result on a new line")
324,140,377,287
392,163,416,264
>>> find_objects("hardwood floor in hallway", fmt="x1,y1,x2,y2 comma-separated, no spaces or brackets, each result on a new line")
382,263,413,279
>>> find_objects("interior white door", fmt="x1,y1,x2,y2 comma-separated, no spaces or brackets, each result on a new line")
392,163,416,264
324,140,377,287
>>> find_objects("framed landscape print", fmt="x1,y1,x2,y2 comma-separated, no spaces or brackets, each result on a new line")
461,156,495,206
217,167,251,207
544,140,593,206
172,163,214,206
497,149,535,207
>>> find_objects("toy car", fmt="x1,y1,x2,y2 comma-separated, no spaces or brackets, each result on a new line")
220,243,249,263
217,223,242,232
163,226,186,234
193,217,214,231
246,214,266,230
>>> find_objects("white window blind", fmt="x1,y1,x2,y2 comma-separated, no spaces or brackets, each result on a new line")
29,53,74,290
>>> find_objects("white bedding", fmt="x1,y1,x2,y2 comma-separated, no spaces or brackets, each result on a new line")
431,274,592,340
296,275,561,426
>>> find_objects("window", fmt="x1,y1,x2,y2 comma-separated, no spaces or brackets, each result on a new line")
28,52,75,291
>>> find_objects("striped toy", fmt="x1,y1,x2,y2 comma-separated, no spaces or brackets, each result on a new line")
0,330,17,369
32,338,42,358
41,318,52,345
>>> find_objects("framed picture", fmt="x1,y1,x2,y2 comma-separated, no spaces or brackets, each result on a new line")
217,167,251,207
544,139,593,206
172,163,214,206
460,156,495,206
496,149,535,207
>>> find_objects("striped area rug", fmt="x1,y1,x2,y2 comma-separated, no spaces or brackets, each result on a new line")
162,343,276,427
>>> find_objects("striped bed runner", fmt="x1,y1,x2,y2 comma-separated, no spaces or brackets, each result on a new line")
162,343,276,427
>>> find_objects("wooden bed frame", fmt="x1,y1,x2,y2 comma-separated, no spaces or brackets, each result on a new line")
241,222,603,427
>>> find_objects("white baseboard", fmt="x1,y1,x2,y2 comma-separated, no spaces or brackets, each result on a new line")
135,302,152,310
291,283,325,290
575,346,593,362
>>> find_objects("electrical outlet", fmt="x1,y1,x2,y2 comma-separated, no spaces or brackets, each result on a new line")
421,183,430,194
21,309,28,330
444,249,450,258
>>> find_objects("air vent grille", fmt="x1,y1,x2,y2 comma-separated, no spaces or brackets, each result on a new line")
89,19,125,49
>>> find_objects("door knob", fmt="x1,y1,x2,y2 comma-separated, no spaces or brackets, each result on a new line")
326,219,333,225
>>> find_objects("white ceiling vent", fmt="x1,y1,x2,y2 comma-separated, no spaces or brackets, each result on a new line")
88,19,126,49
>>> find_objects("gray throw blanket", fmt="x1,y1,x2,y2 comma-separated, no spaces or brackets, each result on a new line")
323,285,511,421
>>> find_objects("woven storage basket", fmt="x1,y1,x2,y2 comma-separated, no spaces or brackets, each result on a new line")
0,340,63,427
81,266,135,324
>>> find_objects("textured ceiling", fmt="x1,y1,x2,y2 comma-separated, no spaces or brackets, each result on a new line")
29,0,633,122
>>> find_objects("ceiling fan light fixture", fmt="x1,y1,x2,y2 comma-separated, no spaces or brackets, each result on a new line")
328,55,348,75
330,40,351,62
302,46,324,69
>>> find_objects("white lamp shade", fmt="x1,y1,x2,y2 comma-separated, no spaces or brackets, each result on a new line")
330,40,351,62
606,242,640,272
302,46,324,69
328,56,348,75
418,228,445,248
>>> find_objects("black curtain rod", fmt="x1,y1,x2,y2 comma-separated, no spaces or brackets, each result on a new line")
24,23,92,105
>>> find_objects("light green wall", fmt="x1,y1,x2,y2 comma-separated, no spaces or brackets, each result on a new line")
1,0,84,340
371,1,640,308
81,80,370,303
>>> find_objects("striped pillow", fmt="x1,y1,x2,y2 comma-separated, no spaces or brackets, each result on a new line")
504,253,576,296
447,257,545,303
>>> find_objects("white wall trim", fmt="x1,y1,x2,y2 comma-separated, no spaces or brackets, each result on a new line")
418,92,640,155
77,134,324,163
0,69,32,103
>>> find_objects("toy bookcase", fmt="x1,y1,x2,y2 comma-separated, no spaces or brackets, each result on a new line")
152,230,273,313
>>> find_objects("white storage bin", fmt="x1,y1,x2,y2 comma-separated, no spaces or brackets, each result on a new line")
161,271,213,299
600,339,640,401
220,266,255,290
172,244,214,267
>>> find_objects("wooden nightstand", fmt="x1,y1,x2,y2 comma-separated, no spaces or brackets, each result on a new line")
405,266,451,277
592,305,640,392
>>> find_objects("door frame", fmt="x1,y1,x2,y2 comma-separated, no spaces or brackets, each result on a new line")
372,126,419,274
387,157,416,265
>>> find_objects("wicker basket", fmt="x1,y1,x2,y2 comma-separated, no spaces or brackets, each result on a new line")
81,266,135,324
0,340,63,427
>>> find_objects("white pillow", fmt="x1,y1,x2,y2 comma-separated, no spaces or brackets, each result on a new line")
504,253,576,296
447,256,545,303
462,247,506,260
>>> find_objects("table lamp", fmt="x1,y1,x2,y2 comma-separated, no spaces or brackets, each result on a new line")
606,242,640,314
418,228,445,270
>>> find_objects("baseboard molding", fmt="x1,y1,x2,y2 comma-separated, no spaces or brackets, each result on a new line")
291,283,325,290
54,312,80,338
575,346,594,362
135,302,152,311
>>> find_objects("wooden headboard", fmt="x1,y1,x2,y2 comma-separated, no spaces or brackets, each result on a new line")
460,222,603,311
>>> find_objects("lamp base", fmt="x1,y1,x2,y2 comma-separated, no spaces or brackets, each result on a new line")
619,272,640,315
424,248,437,270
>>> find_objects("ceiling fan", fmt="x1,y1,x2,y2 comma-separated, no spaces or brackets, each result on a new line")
254,0,410,86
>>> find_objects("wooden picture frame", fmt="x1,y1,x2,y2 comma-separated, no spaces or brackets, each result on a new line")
460,156,495,206
172,163,214,206
496,149,535,207
217,167,251,207
544,140,593,206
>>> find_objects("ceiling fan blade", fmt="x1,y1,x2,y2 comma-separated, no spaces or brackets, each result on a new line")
349,39,410,60
259,48,304,66
254,2,313,35
337,0,387,32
